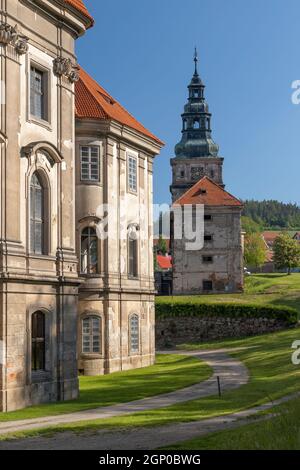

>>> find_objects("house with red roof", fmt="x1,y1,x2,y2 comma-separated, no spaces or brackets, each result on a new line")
170,52,244,295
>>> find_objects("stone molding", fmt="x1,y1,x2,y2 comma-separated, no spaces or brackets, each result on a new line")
0,21,29,55
53,57,79,83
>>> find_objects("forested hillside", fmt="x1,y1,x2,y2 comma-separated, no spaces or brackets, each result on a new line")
243,200,300,229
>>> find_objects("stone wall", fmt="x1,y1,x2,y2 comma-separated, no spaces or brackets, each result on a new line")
156,316,290,349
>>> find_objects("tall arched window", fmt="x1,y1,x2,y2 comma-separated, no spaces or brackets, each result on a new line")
82,316,101,354
30,172,45,254
81,227,98,274
128,226,138,278
129,314,139,354
31,311,45,371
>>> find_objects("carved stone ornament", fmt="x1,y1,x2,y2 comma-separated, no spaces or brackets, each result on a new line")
0,22,28,54
53,57,80,83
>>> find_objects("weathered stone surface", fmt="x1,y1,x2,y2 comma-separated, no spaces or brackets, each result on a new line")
156,316,290,348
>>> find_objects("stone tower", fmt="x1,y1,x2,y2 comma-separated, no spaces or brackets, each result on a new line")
171,49,224,203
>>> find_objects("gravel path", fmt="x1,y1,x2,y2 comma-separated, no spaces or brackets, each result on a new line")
0,391,298,450
0,349,248,437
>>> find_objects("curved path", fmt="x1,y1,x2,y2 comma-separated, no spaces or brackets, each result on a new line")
0,349,249,437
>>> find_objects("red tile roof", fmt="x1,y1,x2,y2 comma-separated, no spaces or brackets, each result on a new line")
157,255,172,270
262,231,281,246
174,176,243,207
64,0,94,25
75,68,164,146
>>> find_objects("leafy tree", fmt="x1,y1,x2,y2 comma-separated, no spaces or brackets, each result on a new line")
156,236,168,255
244,233,267,268
242,216,262,234
273,233,300,275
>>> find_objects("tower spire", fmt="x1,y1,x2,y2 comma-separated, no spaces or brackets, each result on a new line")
194,47,198,76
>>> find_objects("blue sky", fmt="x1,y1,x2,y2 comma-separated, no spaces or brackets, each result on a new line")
78,0,300,206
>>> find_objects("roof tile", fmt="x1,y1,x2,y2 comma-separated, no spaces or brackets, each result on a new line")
75,68,164,146
174,176,243,207
64,0,94,25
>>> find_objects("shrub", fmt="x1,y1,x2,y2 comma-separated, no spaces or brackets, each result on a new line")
155,301,298,325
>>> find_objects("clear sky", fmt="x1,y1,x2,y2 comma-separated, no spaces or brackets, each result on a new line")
78,0,300,206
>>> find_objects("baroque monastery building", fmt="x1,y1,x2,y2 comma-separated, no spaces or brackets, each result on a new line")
0,0,162,412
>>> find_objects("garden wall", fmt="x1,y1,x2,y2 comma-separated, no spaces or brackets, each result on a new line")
155,302,297,348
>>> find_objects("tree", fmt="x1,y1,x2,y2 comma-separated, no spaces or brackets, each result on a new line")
244,233,267,269
273,233,300,275
156,236,168,255
241,216,262,234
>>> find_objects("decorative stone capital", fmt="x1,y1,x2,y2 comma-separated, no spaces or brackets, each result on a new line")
0,22,28,54
53,57,79,83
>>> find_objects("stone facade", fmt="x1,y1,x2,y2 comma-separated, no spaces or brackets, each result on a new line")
0,0,92,412
156,316,290,349
170,51,243,295
75,73,162,375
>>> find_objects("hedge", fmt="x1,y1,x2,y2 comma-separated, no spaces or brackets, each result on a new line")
155,301,298,325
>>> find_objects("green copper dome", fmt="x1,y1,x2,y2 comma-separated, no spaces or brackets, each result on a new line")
175,49,219,159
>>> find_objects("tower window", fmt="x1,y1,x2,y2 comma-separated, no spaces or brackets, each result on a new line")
203,256,213,263
204,235,213,242
193,120,200,129
128,235,138,278
204,214,212,221
203,280,213,291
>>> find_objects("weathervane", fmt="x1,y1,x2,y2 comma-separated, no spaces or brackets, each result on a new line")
194,47,198,75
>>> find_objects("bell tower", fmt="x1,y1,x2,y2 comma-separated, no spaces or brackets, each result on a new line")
170,49,224,202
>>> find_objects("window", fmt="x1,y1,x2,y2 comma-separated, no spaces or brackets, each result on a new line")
80,146,100,182
32,311,45,371
203,256,213,263
30,172,45,255
203,280,213,291
81,227,98,274
204,235,213,242
204,214,212,221
129,314,139,353
82,316,101,354
128,155,137,192
128,231,138,278
30,66,48,121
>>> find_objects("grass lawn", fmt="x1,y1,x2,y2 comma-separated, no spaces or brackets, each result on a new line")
2,327,300,441
166,396,300,450
0,354,212,423
156,273,300,316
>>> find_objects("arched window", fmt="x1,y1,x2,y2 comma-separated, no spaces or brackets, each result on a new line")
193,120,200,129
30,172,45,254
128,227,138,278
129,314,139,354
82,316,101,354
31,311,45,371
81,227,98,274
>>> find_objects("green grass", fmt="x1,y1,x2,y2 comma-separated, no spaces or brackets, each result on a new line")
2,327,300,442
166,396,300,450
156,273,300,316
0,354,211,423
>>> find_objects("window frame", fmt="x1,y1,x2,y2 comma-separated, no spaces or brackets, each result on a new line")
80,145,101,183
128,229,138,279
29,60,51,126
81,315,102,355
129,314,140,355
31,311,46,372
203,280,213,291
80,226,99,275
30,172,47,255
127,154,138,194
